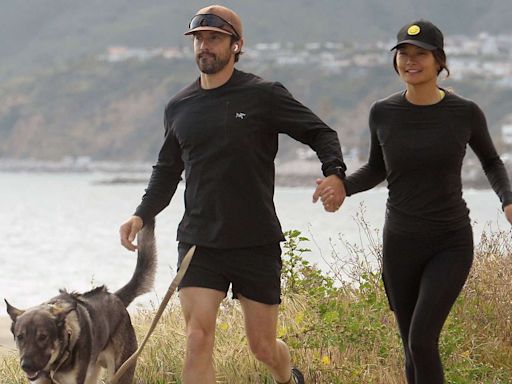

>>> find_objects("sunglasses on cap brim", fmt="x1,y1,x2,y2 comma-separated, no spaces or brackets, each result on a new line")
188,14,240,39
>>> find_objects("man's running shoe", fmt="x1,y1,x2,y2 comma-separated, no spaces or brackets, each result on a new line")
291,367,305,384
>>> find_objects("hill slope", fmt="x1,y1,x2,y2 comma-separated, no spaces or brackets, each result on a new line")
2,0,511,78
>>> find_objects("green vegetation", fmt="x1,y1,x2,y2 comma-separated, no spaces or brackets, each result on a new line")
2,1,512,165
2,53,511,163
2,217,512,383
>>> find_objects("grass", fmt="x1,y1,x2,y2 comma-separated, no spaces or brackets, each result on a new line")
2,214,512,383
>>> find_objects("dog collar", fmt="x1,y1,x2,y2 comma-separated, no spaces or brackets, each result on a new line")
49,327,73,384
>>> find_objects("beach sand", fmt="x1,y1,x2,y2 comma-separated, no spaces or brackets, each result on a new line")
0,316,16,356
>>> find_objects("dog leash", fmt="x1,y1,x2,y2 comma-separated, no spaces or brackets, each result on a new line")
110,245,196,384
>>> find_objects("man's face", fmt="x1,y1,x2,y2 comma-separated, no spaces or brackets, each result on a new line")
193,30,233,74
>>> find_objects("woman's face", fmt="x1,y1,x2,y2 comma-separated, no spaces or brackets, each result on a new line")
395,44,440,87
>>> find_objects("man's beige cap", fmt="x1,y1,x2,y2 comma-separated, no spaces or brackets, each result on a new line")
184,5,242,38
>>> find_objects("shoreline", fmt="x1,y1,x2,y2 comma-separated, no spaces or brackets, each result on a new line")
0,155,503,190
0,316,15,357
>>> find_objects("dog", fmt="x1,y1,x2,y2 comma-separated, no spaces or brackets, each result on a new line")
5,219,157,384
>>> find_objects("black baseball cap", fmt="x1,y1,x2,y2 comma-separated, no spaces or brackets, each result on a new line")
390,20,444,51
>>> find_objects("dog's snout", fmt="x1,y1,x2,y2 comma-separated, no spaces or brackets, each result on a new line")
21,358,36,372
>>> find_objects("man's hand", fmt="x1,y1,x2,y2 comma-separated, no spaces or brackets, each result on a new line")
312,175,346,212
119,216,144,251
505,204,512,225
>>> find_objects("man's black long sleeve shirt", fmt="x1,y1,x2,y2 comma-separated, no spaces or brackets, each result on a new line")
135,69,346,248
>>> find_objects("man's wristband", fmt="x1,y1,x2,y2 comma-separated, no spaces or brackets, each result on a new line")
324,166,345,180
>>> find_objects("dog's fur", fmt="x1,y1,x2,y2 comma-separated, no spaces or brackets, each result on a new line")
5,219,157,384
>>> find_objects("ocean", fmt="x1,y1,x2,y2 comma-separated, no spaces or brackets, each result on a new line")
1,172,509,310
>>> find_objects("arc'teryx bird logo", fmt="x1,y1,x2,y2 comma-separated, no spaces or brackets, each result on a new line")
235,112,247,119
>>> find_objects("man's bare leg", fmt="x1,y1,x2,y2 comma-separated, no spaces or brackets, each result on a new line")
179,287,225,384
238,294,294,383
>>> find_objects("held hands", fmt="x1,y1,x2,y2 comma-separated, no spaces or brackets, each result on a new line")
505,204,512,225
119,216,144,251
312,175,346,213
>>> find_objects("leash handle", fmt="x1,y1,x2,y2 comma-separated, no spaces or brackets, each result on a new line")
110,245,196,383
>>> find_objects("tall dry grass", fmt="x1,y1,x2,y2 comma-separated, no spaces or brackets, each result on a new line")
1,217,511,383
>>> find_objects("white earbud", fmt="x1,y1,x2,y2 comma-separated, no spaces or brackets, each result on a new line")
233,44,239,52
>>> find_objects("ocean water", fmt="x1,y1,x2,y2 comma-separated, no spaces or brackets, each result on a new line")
1,172,509,310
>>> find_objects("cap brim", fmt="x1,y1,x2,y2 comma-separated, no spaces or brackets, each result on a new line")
184,26,233,36
390,40,437,51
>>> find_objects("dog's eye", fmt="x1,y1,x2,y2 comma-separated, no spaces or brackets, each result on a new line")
16,334,24,343
37,334,48,343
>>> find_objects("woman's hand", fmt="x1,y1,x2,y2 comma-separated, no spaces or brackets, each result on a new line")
312,176,346,212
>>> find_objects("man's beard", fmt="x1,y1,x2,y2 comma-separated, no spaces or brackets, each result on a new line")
196,51,231,74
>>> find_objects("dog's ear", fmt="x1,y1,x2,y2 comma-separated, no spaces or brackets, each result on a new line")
48,301,75,318
5,299,24,322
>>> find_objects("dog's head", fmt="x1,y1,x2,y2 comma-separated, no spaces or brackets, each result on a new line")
5,299,76,381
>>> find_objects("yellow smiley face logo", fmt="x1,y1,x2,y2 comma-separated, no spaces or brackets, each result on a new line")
407,25,421,35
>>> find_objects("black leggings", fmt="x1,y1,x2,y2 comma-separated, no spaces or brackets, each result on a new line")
382,224,473,384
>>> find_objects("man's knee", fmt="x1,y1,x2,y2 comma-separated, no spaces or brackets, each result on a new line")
186,327,215,354
249,340,277,365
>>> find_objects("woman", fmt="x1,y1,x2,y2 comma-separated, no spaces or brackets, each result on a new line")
321,20,512,383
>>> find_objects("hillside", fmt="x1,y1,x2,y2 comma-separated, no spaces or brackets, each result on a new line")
2,0,511,79
1,49,512,164
1,0,512,164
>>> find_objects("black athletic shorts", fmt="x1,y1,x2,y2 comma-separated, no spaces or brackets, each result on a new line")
177,242,282,305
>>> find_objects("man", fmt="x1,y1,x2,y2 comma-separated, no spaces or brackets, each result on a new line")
120,5,346,383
